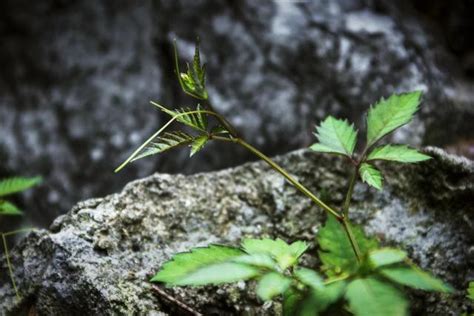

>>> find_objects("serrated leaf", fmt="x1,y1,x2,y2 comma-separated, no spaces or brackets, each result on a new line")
379,265,453,292
190,135,209,157
151,102,208,132
241,238,308,270
368,248,407,268
367,145,431,163
0,176,42,197
174,40,208,100
359,163,383,190
151,245,244,284
468,281,474,301
232,254,278,270
366,91,422,146
131,131,194,162
0,200,22,215
318,216,379,277
174,262,259,286
345,277,408,316
310,116,357,157
294,268,324,291
256,272,292,301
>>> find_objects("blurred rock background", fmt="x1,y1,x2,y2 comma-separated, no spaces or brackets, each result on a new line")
0,0,473,228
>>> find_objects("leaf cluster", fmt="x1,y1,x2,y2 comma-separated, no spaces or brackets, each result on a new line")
0,177,42,215
152,218,451,316
311,91,431,190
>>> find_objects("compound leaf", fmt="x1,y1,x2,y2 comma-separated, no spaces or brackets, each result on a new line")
132,131,194,162
345,277,408,316
368,248,407,268
366,91,422,146
151,245,244,284
190,135,209,157
0,200,22,215
241,238,308,270
151,101,208,132
232,253,278,270
256,272,292,301
310,116,357,157
318,216,378,277
0,176,42,197
359,163,383,191
367,145,431,163
379,265,453,293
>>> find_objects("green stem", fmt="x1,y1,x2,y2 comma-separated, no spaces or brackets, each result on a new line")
341,219,362,263
214,136,342,220
2,233,20,299
342,168,358,218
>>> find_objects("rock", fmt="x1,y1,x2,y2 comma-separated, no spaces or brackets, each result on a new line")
1,0,473,226
1,147,473,315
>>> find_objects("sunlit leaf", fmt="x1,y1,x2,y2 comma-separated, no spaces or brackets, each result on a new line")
0,176,42,197
256,272,292,301
190,135,209,157
0,200,22,215
368,248,407,268
380,265,453,293
367,145,431,163
310,116,357,157
366,91,422,146
131,131,194,162
359,163,383,190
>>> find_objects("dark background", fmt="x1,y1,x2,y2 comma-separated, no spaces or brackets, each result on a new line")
0,0,473,229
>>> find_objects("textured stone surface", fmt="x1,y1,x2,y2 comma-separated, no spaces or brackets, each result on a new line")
0,147,473,315
0,0,473,226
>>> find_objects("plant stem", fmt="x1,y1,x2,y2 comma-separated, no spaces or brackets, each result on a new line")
342,168,358,218
214,136,341,220
341,219,362,262
2,233,20,299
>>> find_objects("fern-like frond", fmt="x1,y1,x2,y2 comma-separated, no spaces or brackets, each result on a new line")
151,101,208,132
0,177,42,197
131,131,194,162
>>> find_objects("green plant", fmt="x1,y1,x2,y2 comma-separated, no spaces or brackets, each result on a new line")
0,176,42,215
0,176,41,299
116,41,453,315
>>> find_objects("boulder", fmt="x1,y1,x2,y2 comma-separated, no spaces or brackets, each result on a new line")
1,147,473,315
1,0,473,226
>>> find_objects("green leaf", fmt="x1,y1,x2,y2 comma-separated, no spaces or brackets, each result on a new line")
379,265,453,292
173,262,259,286
151,245,244,284
345,277,408,316
256,272,292,301
241,238,308,270
0,200,22,215
283,288,304,316
289,281,347,316
174,40,208,100
232,254,278,270
359,163,383,190
190,135,209,157
294,268,324,291
367,145,431,163
131,131,194,162
151,102,208,132
318,216,378,277
310,116,357,157
366,91,422,146
368,248,407,268
468,281,474,301
0,176,42,197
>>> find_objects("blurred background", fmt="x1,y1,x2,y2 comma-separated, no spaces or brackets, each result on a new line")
0,0,473,229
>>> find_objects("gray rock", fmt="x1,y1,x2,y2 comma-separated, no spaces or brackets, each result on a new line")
1,0,473,226
1,147,473,315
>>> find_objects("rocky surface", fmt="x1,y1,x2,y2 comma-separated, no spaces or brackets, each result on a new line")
1,0,473,226
0,147,473,315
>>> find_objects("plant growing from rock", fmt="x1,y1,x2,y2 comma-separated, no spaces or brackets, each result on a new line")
116,41,453,315
0,176,41,299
